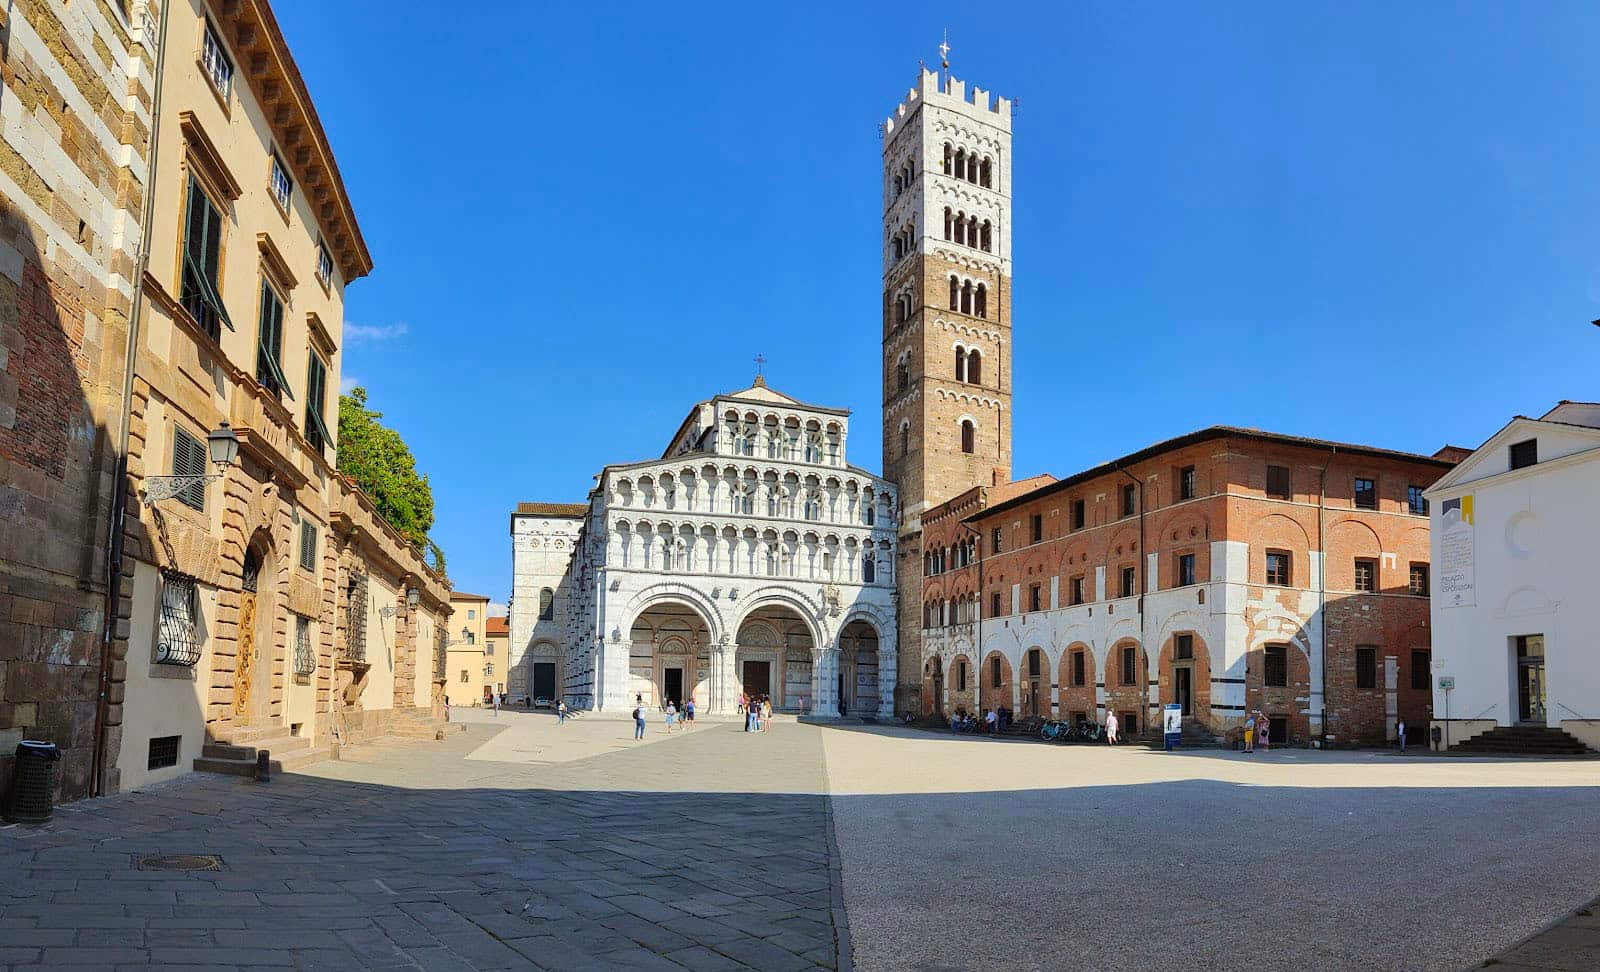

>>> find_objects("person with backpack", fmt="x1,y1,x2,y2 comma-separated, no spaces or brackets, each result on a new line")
633,702,646,740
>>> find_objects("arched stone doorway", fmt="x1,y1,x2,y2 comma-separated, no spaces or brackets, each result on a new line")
736,604,815,712
628,600,712,711
233,535,275,728
838,619,880,719
1158,630,1213,731
924,655,944,715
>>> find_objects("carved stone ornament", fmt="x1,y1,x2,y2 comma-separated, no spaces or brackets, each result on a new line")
822,584,842,618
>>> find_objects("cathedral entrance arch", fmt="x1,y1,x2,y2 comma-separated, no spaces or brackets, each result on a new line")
736,604,815,712
839,619,881,719
628,600,712,711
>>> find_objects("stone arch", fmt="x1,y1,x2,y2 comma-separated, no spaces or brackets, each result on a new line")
1157,627,1213,729
1253,512,1313,588
946,652,976,716
1057,641,1096,724
1327,517,1383,591
617,584,725,648
732,587,824,649
1019,646,1050,719
233,528,278,727
978,650,1014,715
1104,637,1147,736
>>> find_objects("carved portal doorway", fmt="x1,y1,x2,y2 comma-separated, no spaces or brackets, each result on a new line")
233,546,263,723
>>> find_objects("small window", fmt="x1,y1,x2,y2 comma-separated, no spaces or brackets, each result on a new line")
1175,633,1193,660
1354,477,1377,510
1264,644,1288,687
1070,576,1084,606
460,670,469,683
170,426,208,512
1072,650,1085,686
1030,514,1042,544
298,521,317,572
991,527,1003,554
539,588,554,621
960,420,975,455
147,735,181,771
1355,646,1377,689
1354,558,1377,593
1509,438,1537,470
1071,499,1086,531
1407,485,1428,516
269,154,293,210
1266,465,1291,500
316,242,334,287
990,592,1002,617
201,21,232,99
467,609,475,620
1120,566,1136,598
1177,553,1196,587
863,555,876,583
957,661,967,692
155,571,202,666
1266,551,1291,586
293,615,315,676
1121,483,1136,518
990,656,1002,688
1179,465,1197,501
1409,562,1429,596
1120,645,1136,685
1411,649,1431,691
1028,584,1041,613
466,632,475,645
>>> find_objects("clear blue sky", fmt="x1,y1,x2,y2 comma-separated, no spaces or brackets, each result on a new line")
277,2,1600,609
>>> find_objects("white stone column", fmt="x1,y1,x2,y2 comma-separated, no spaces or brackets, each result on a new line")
713,642,737,714
878,624,898,718
811,648,841,718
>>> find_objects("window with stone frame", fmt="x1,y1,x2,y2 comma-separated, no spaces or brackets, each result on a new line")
1266,550,1291,586
293,615,315,677
1354,558,1378,593
305,349,331,456
256,279,292,399
863,555,876,583
1121,483,1136,518
298,521,317,572
1175,633,1194,660
1028,584,1042,613
1355,646,1377,689
990,591,1002,618
316,241,334,288
1408,562,1429,596
1263,644,1288,687
180,176,231,340
1179,465,1197,501
1030,513,1043,544
269,153,293,211
201,20,233,98
460,670,469,683
155,571,202,666
1070,576,1085,605
1120,565,1136,599
1119,644,1137,685
170,425,208,512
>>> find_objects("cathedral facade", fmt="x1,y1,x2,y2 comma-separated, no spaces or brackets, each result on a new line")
510,381,897,715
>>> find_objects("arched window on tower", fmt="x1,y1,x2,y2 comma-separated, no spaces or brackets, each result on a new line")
955,148,966,180
538,588,554,621
900,422,911,458
961,419,976,454
943,143,952,174
968,215,978,243
943,207,952,241
954,347,967,383
980,157,992,188
896,362,908,392
960,280,973,315
953,212,965,246
967,157,977,184
981,220,992,252
863,555,876,584
949,276,960,310
975,282,987,319
967,349,982,384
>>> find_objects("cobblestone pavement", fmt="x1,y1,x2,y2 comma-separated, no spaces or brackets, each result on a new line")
0,715,840,971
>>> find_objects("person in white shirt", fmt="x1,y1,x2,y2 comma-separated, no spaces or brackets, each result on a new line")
985,709,997,734
1105,711,1119,745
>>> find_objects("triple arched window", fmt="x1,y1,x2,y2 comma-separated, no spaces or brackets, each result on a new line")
890,159,915,199
889,219,917,261
942,143,995,188
954,347,983,385
943,209,992,253
947,276,988,318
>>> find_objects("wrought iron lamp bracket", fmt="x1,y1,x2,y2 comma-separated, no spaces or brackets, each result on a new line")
141,473,223,503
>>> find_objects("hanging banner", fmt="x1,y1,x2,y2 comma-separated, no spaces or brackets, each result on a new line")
1439,495,1475,608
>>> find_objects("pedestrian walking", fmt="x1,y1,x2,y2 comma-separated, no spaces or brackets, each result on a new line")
492,693,500,717
685,696,695,727
738,692,748,717
1243,712,1255,753
557,699,567,725
633,702,646,740
1105,710,1119,745
1397,718,1407,752
1257,711,1271,751
761,698,771,732
985,708,997,734
665,701,677,733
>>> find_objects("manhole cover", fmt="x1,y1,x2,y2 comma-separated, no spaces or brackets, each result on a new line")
137,854,223,871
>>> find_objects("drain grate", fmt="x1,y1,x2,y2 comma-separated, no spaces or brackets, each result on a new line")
137,854,223,871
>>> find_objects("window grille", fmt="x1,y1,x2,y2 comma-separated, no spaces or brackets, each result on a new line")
1509,438,1537,470
435,626,447,680
171,427,208,511
156,572,202,666
293,615,315,676
345,573,369,664
1409,563,1430,596
148,735,181,771
202,22,232,97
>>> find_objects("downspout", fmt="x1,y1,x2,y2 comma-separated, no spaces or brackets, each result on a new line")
1115,463,1147,730
94,4,170,797
1318,446,1336,745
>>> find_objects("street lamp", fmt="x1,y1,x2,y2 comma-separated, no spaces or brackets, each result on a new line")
141,421,240,503
407,588,421,609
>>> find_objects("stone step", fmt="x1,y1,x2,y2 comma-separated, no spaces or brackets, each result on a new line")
276,746,334,771
1452,726,1593,755
193,755,282,777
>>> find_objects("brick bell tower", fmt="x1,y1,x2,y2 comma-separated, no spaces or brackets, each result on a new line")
881,62,1014,714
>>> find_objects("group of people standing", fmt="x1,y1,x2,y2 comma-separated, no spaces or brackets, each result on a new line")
739,692,772,732
1242,711,1271,753
633,694,697,739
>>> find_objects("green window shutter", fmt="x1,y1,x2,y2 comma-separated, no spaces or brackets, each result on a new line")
304,353,332,453
255,282,294,401
171,427,207,511
179,178,234,335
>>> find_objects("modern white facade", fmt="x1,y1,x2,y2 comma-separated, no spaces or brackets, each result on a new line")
1425,402,1600,750
512,380,899,716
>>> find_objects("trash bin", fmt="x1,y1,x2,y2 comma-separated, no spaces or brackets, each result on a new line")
6,741,61,824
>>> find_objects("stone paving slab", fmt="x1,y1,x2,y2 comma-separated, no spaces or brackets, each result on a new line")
0,721,841,971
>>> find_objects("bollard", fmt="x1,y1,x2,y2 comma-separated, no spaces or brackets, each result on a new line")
255,750,271,783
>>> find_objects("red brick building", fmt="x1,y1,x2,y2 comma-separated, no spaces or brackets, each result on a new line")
918,427,1456,746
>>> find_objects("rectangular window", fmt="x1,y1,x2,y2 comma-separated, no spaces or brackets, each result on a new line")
991,527,1003,554
147,735,181,771
468,609,476,620
298,522,317,572
1354,558,1377,593
1411,649,1431,691
1120,566,1135,598
1264,644,1288,687
1509,438,1538,470
1121,483,1136,518
1120,645,1136,685
460,670,468,683
256,281,290,398
1072,651,1085,686
1266,464,1291,500
1354,477,1377,510
316,242,334,288
1071,499,1086,531
1409,562,1429,596
1177,553,1196,587
1030,513,1042,544
293,615,315,676
957,661,967,692
1266,551,1290,587
1028,584,1041,613
1179,465,1197,501
305,351,330,455
155,571,202,666
1356,646,1377,689
171,426,208,512
1176,633,1193,660
201,20,232,98
180,176,230,340
990,656,1001,688
1070,576,1084,605
1407,485,1428,516
990,592,1002,618
269,154,293,210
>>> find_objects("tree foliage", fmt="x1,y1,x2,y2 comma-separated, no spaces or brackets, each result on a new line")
337,386,438,559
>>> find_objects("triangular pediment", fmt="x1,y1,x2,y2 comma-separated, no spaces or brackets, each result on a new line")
1429,415,1600,493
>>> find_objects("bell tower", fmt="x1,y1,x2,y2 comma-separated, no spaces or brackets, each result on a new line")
881,63,1014,713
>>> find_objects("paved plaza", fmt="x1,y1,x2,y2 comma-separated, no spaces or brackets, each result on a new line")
2,712,1598,971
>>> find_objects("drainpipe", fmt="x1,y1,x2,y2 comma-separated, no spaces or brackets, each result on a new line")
1318,446,1336,746
1115,463,1147,730
94,3,170,797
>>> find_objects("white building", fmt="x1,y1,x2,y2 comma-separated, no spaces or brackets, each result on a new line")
511,379,899,716
1425,401,1600,751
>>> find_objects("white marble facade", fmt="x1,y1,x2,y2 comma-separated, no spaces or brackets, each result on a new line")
511,380,899,716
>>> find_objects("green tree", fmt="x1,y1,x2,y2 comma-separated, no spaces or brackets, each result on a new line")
337,386,438,560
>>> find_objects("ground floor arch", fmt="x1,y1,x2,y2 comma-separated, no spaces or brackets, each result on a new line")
629,599,714,711
1058,642,1096,724
1104,638,1147,736
735,604,815,712
923,654,944,715
1158,629,1213,730
979,650,1014,715
1019,646,1050,719
838,619,880,719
